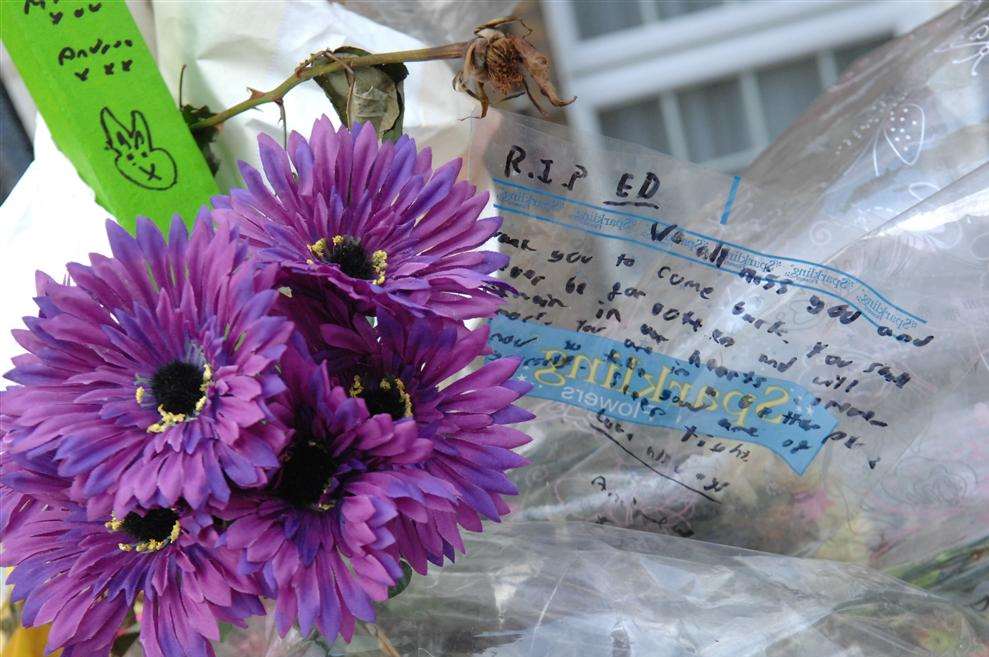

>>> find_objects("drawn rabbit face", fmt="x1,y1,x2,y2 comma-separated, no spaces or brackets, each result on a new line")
100,107,177,191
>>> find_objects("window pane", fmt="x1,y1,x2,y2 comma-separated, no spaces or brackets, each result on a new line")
573,0,642,39
655,0,724,20
677,78,749,162
757,58,822,140
835,37,890,74
599,98,671,153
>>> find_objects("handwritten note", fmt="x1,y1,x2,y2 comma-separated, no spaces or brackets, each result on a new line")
468,111,957,540
2,0,217,232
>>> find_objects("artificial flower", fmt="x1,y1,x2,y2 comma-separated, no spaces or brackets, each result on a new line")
211,117,509,320
1,495,262,657
319,310,532,570
221,347,459,640
2,216,294,517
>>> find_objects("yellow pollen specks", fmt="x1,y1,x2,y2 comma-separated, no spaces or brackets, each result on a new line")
104,518,124,531
307,235,387,284
308,237,330,261
316,501,336,511
370,249,388,285
147,406,188,433
132,519,182,552
146,364,212,433
108,514,182,553
135,387,145,404
393,377,413,417
350,376,413,418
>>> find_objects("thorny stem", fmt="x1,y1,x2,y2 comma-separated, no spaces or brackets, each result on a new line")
190,42,469,131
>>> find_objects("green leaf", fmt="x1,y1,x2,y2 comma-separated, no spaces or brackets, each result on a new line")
218,621,236,642
181,103,222,176
313,47,408,142
387,560,414,598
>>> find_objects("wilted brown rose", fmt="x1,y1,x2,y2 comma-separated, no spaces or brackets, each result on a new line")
454,17,575,118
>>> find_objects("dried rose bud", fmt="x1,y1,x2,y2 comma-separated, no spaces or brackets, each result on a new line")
454,17,575,118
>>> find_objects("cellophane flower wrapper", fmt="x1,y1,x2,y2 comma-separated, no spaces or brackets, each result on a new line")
122,522,989,657
463,0,989,617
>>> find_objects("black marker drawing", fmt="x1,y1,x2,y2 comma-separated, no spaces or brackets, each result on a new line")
603,200,661,210
100,107,177,191
22,0,43,16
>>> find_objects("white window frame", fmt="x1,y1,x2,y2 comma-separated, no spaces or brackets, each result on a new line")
541,0,955,168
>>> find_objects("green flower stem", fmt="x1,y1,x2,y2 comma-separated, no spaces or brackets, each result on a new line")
361,621,401,657
190,42,469,131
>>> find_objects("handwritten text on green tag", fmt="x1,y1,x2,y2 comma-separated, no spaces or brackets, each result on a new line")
2,0,218,233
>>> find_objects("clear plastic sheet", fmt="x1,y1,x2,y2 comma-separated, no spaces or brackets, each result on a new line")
462,0,989,612
365,522,989,656
126,522,989,656
740,1,989,608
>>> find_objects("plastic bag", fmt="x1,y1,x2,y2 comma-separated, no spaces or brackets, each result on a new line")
369,522,989,656
463,0,989,596
740,1,989,608
126,522,988,656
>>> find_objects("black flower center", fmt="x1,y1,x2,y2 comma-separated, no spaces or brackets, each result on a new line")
354,375,413,420
308,235,387,284
328,236,376,280
150,361,205,415
273,434,337,509
121,508,180,544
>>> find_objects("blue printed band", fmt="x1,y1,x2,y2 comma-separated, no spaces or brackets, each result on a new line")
488,315,838,475
493,178,925,331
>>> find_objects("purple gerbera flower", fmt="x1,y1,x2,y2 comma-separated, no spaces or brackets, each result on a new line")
2,216,294,517
319,311,533,571
221,347,459,641
0,493,263,657
210,117,509,320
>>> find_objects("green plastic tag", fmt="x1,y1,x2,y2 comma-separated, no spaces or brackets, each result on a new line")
2,0,218,233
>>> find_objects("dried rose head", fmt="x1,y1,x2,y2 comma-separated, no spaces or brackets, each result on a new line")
454,17,575,118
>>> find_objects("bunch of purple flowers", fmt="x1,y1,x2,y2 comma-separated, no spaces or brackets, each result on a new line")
0,119,532,657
